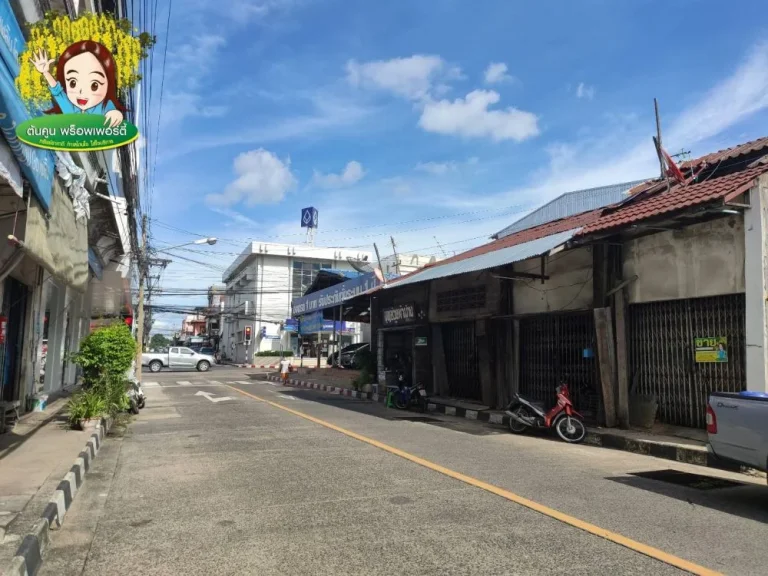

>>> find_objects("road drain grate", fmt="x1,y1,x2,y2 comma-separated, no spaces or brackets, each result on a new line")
630,469,745,490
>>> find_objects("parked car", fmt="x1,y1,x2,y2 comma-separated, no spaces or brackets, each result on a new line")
327,343,370,368
142,346,216,373
706,390,768,481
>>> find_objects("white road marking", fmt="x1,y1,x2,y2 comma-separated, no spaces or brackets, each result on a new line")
234,381,252,385
208,380,223,385
177,381,192,386
277,394,297,400
143,381,159,387
195,391,232,403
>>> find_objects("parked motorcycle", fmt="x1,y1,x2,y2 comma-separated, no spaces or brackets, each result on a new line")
505,381,586,443
392,371,428,412
127,379,145,414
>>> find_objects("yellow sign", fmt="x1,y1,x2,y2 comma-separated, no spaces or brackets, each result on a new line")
694,337,728,363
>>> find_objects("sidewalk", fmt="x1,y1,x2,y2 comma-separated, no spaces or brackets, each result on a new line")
259,372,764,478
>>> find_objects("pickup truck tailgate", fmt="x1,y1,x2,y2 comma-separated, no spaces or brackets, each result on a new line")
708,391,768,472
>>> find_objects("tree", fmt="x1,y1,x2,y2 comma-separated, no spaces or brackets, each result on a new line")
149,333,170,350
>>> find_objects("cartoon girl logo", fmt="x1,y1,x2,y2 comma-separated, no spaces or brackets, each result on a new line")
30,40,125,128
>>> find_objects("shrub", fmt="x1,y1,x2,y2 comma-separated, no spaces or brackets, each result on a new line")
71,323,136,386
67,389,106,427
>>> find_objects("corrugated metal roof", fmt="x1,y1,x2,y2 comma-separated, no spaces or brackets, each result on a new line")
494,180,646,239
387,228,580,289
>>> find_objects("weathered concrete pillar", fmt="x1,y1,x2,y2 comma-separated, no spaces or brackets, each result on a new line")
744,174,768,393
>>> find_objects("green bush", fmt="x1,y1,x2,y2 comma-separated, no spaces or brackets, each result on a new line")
71,323,136,385
254,351,293,357
353,348,376,374
67,389,106,426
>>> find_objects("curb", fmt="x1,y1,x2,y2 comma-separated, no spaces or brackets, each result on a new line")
3,416,113,576
261,374,753,474
264,374,370,399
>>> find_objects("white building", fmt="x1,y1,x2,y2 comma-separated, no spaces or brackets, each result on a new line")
221,243,372,363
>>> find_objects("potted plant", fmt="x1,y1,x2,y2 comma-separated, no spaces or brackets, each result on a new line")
67,390,106,430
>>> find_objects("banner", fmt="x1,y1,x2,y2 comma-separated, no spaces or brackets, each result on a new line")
0,0,55,208
291,271,380,315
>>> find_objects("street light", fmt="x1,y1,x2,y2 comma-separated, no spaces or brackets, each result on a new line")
155,237,218,253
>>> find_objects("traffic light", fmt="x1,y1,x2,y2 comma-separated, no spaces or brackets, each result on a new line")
244,326,252,342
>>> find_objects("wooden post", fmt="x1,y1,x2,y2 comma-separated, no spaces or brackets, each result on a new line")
594,307,617,428
614,289,630,428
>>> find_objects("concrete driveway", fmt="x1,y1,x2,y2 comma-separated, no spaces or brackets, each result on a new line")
39,368,767,575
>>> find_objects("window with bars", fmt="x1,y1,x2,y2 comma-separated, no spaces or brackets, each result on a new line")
292,261,332,297
436,286,486,313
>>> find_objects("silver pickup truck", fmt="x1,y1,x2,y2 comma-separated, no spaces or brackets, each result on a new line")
707,391,768,478
142,346,216,373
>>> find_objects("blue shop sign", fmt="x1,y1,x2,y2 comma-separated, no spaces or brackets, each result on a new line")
88,247,103,280
0,0,55,211
292,271,380,315
298,311,349,335
283,318,299,332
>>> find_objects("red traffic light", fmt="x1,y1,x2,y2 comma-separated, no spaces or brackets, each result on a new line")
245,326,252,341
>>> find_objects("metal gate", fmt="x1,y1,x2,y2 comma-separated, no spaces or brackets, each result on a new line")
442,321,481,400
628,293,746,429
519,311,600,421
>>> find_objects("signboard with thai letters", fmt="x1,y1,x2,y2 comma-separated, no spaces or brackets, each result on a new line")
382,302,416,327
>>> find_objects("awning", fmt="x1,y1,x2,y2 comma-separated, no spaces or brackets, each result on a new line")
0,135,22,197
388,228,581,289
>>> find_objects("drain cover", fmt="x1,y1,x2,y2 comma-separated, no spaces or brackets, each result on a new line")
630,469,744,490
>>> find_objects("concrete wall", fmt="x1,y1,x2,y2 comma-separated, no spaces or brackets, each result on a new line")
512,247,593,314
623,216,744,304
744,176,768,392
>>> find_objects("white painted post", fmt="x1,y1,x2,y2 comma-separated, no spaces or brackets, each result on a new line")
743,174,768,393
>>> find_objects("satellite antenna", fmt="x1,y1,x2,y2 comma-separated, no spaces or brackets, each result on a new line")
346,257,375,274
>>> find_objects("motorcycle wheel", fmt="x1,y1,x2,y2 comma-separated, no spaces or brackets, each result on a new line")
129,398,140,415
417,394,428,413
394,393,409,410
554,414,586,443
507,406,530,434
137,397,145,409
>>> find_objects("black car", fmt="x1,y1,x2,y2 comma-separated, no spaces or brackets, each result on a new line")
327,343,369,367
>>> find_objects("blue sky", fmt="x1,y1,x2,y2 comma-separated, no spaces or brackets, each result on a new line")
142,0,768,333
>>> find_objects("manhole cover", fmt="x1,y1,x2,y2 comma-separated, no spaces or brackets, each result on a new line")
630,469,745,490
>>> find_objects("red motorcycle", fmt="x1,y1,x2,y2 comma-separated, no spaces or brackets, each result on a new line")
504,381,586,443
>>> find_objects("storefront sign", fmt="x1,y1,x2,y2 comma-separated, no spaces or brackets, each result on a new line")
283,318,299,332
415,336,428,347
11,11,152,154
298,311,351,335
694,337,728,363
292,271,380,315
382,302,416,327
0,0,55,208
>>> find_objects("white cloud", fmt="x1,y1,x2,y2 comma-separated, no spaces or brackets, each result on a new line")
205,149,297,207
161,92,228,126
484,62,513,84
419,90,539,142
415,161,458,175
208,207,260,227
312,161,365,188
346,55,461,101
167,34,226,90
665,41,768,147
576,82,595,100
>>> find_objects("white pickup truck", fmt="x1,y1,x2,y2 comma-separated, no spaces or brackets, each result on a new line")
142,346,216,373
707,391,768,479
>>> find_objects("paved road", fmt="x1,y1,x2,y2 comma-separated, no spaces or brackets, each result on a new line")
40,367,768,575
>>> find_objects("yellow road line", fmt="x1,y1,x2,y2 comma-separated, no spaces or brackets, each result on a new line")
225,384,722,576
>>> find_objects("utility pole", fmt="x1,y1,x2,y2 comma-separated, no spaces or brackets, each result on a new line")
373,242,386,286
134,214,148,383
653,98,665,181
390,236,401,276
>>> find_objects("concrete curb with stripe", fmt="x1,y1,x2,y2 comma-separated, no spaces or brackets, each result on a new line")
3,416,113,576
262,374,752,475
